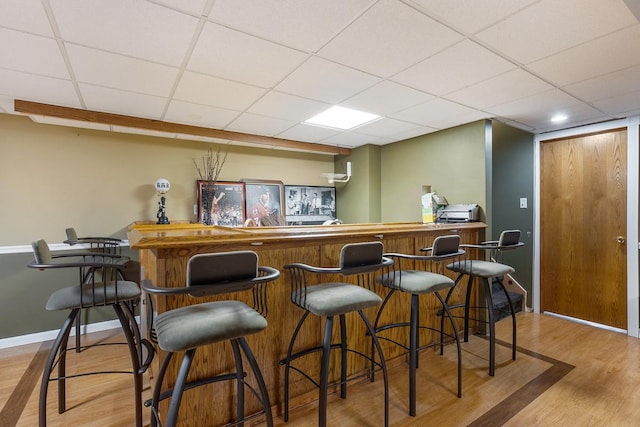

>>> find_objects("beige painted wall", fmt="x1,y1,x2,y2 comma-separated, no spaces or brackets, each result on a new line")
379,121,487,223
0,114,334,245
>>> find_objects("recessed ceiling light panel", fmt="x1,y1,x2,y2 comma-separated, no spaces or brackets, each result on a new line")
305,106,380,130
551,113,568,123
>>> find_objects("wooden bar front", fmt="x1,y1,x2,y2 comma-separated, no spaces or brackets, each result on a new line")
128,221,486,426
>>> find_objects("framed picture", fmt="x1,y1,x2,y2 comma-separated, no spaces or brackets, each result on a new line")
196,180,245,227
242,179,285,227
284,185,337,225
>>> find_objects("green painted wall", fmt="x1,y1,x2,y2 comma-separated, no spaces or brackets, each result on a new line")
379,121,488,222
491,120,535,307
335,145,381,224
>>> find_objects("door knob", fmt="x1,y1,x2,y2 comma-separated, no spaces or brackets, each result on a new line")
616,236,625,244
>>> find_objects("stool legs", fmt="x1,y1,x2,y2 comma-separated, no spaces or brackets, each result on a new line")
450,274,517,376
282,310,388,427
39,304,146,427
150,339,272,427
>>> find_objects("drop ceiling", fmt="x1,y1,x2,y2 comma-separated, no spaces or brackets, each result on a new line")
1,0,640,153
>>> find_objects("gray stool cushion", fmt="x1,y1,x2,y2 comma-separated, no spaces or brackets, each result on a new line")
154,300,267,352
380,270,454,294
293,283,382,317
447,260,514,278
46,281,140,310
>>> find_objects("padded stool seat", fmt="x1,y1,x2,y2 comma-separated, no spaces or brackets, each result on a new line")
447,260,514,279
293,282,382,316
153,301,267,352
46,281,140,310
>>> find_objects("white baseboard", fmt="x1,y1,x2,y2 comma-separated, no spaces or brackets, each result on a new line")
0,316,140,350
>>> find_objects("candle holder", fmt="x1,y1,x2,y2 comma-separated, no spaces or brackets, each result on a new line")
155,178,170,224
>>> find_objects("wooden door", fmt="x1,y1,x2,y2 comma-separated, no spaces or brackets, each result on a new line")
540,129,627,329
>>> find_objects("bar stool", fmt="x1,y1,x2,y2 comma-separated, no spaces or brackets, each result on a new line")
445,230,524,376
373,235,465,416
280,241,393,427
142,250,280,427
28,239,153,427
63,227,131,352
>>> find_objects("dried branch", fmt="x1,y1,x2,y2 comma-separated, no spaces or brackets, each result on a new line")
193,145,228,182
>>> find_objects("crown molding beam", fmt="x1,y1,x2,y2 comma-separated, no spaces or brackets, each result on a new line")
14,100,351,156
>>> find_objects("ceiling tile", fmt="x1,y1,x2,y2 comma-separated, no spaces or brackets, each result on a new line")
0,0,54,36
319,0,463,77
528,25,640,87
0,28,69,79
49,0,199,66
247,92,331,122
209,0,376,52
593,90,640,116
174,71,267,111
164,100,240,129
226,113,296,136
409,0,538,34
0,69,80,108
354,117,424,138
564,65,640,103
476,0,638,64
66,44,179,97
151,0,210,16
341,80,433,116
387,125,438,141
392,39,516,96
79,83,167,119
390,97,482,127
275,57,380,104
321,131,392,147
188,22,308,88
445,68,554,109
276,123,341,142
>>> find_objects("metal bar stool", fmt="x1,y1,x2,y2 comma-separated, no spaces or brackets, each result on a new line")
280,241,393,427
445,229,524,376
372,234,465,416
28,239,154,427
142,250,280,427
63,227,130,352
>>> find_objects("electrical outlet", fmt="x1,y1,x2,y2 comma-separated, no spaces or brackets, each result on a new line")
194,204,198,215
519,198,527,209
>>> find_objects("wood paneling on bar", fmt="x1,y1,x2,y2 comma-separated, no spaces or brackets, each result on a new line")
128,221,486,426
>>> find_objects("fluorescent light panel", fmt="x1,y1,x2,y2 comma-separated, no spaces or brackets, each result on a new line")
305,106,380,130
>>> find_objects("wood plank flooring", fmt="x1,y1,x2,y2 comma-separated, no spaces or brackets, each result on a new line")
2,312,640,426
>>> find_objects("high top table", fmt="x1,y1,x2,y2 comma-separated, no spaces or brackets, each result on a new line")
128,221,485,426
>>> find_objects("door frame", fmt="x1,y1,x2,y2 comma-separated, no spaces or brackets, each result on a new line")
533,116,640,338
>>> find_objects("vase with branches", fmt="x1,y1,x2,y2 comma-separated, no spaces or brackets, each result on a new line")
194,146,228,225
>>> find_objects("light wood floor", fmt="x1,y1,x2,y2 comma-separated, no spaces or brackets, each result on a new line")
2,312,640,426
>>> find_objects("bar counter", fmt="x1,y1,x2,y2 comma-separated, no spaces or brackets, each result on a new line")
128,221,486,426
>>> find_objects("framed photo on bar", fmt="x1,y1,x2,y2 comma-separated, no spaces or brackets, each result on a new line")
242,179,285,227
196,180,245,227
284,185,336,225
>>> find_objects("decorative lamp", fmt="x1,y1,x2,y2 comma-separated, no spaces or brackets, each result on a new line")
155,178,170,224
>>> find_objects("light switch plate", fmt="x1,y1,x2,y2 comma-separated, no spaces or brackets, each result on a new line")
519,198,527,209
